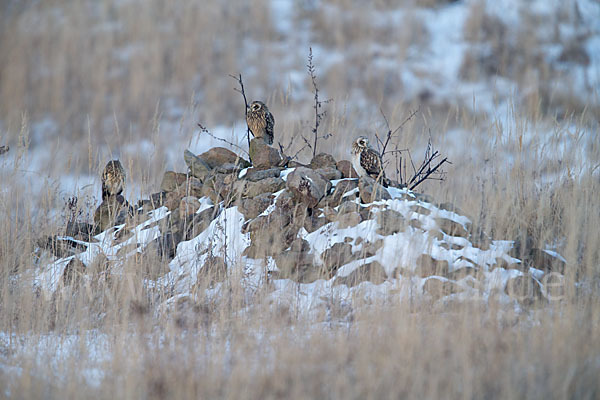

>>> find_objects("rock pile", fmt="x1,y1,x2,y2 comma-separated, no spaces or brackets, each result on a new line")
35,142,569,313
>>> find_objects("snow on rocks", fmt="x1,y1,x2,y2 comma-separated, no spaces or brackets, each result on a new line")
36,148,569,317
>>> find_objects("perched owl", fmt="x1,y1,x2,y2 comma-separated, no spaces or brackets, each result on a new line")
351,136,389,187
101,160,126,200
246,100,274,145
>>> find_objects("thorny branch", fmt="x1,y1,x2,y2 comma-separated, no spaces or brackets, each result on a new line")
197,123,249,156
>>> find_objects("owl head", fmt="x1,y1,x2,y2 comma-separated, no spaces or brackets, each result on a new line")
355,136,369,148
248,101,266,113
351,136,370,155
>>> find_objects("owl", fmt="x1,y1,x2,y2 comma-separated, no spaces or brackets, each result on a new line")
101,160,126,199
351,136,389,187
246,100,274,145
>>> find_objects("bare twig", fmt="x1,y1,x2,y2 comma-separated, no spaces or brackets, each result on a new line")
307,48,332,158
380,107,419,158
197,123,249,156
229,73,251,154
409,157,449,190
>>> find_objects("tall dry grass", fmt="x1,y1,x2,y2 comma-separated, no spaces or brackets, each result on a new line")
0,0,599,398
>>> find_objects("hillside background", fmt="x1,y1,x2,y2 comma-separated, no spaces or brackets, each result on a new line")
0,0,599,398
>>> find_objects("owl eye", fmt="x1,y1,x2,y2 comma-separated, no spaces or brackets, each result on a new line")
252,103,261,111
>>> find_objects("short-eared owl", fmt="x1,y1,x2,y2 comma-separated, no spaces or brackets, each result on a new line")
101,160,126,199
351,136,389,187
246,100,274,145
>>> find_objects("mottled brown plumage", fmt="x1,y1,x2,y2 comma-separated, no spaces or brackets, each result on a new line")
101,160,126,200
351,136,388,187
246,101,274,145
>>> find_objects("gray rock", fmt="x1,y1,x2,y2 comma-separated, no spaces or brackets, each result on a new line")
336,160,358,179
65,221,97,242
286,167,331,208
179,196,200,220
309,153,337,169
321,243,355,274
315,167,342,181
63,258,86,285
337,201,361,215
238,193,273,220
214,163,243,174
184,150,212,181
358,176,391,203
244,167,282,182
376,209,406,236
184,206,217,240
273,251,322,283
423,277,464,300
198,147,251,169
436,218,470,238
336,212,362,229
410,204,431,216
334,261,387,287
238,177,285,199
304,215,329,233
414,254,450,277
249,138,284,168
244,223,298,259
318,180,359,208
160,171,189,192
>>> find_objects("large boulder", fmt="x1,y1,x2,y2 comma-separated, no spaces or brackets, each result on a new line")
286,167,331,208
249,138,285,169
198,147,250,169
184,150,211,181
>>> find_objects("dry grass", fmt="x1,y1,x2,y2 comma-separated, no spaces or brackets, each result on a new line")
1,0,599,398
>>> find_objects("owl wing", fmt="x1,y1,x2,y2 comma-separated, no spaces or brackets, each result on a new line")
360,148,385,178
265,111,275,145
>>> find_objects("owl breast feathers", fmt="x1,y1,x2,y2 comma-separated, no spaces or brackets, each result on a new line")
352,136,389,187
102,160,126,199
247,101,274,145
